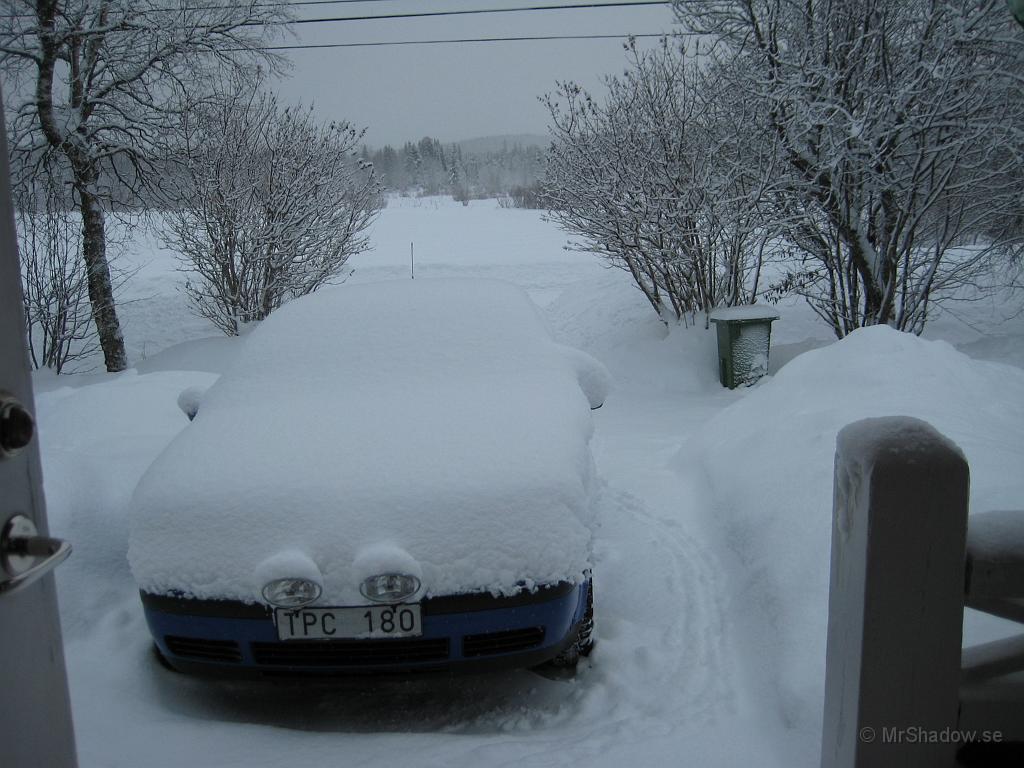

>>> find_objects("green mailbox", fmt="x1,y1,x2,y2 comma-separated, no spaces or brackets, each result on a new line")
709,306,780,389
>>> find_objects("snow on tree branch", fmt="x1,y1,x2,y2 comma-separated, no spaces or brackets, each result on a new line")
543,39,774,325
1,0,290,370
160,84,383,335
673,0,1024,337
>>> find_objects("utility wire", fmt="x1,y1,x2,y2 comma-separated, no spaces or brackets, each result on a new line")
253,1,672,27
0,0,397,19
215,0,404,7
0,1,671,23
136,0,404,10
248,31,672,49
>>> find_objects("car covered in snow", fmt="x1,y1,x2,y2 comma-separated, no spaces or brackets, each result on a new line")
128,278,608,676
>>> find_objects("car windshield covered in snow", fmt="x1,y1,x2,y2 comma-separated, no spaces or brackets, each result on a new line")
128,278,608,675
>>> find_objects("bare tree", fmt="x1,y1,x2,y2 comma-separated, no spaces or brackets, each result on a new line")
674,0,1024,336
0,1,288,370
543,40,773,325
161,86,383,336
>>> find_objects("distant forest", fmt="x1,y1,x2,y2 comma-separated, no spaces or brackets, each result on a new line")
361,136,546,200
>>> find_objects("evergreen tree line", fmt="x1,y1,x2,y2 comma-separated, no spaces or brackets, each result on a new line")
363,138,545,203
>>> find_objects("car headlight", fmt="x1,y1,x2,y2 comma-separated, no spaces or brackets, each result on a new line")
359,573,421,603
261,577,322,608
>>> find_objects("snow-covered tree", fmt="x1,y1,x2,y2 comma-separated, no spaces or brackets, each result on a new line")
0,1,287,370
449,158,469,204
403,143,423,191
161,87,383,336
674,0,1024,336
543,40,772,323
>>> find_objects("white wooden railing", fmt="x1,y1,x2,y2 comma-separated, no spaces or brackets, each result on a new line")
820,416,1024,768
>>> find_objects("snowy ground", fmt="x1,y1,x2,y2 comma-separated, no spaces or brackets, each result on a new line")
33,196,1024,767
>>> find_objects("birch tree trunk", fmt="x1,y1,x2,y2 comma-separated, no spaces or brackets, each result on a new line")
75,175,125,372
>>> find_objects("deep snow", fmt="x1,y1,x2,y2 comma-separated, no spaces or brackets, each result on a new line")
129,278,608,602
32,196,1024,767
679,326,1024,758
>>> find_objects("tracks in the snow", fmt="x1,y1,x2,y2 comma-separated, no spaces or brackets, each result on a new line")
587,484,734,727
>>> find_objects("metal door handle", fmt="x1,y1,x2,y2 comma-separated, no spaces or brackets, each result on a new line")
0,515,71,598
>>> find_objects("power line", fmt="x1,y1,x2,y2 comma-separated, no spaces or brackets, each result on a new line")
217,1,404,7
258,1,672,27
137,0,404,10
0,0,396,19
249,31,673,49
0,1,671,23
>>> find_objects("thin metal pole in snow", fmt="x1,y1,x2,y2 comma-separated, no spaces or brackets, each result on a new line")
410,242,415,279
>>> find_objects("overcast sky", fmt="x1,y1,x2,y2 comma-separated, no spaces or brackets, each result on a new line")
272,0,679,147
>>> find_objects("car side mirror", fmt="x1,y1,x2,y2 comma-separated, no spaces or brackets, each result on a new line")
553,344,610,410
177,386,207,421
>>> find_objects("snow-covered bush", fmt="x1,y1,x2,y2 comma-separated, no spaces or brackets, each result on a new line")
13,167,132,373
161,87,383,335
15,189,94,372
675,0,1024,337
543,40,771,325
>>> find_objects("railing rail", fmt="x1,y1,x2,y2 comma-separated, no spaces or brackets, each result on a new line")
960,510,1024,745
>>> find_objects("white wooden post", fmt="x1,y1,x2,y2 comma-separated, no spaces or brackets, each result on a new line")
821,417,969,768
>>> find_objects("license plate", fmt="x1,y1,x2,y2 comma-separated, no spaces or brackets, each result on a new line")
275,604,422,641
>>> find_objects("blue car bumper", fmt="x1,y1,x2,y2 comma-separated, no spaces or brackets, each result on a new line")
142,580,590,677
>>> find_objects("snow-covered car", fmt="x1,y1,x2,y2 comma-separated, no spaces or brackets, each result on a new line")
128,278,608,676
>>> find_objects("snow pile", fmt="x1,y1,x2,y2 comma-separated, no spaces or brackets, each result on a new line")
252,550,324,593
174,385,205,420
681,325,1024,735
351,542,424,589
545,271,724,395
34,370,217,637
129,279,609,603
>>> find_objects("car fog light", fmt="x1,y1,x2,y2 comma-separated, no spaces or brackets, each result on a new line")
360,573,421,603
262,577,322,608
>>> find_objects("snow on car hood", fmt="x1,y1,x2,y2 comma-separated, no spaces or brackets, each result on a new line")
128,279,608,604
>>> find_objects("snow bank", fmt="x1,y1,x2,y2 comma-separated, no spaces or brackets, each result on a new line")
544,271,724,396
679,325,1024,733
129,279,608,603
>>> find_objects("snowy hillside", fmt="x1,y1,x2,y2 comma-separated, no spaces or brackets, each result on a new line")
33,197,1024,767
